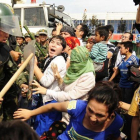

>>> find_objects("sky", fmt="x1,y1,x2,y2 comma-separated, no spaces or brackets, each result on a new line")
26,0,139,14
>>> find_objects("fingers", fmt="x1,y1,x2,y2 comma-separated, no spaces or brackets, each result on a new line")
31,80,40,87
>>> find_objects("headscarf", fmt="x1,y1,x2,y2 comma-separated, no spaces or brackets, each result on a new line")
60,26,75,37
65,37,80,50
63,46,95,84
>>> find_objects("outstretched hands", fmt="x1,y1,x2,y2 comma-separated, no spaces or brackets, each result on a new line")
31,80,47,95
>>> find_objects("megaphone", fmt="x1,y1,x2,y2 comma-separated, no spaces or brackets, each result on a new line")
57,5,65,12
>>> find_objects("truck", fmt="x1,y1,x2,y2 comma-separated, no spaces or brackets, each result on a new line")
13,3,74,36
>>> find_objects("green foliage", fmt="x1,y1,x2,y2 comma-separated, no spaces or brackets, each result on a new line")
90,15,102,27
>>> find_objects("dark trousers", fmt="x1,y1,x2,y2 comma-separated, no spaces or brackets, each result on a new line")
120,87,135,140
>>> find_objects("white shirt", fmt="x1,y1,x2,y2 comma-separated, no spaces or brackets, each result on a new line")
40,56,66,103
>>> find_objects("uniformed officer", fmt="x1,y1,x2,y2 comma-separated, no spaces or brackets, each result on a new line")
37,29,49,69
0,3,28,121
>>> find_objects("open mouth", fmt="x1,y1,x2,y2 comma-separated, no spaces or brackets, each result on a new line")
50,48,55,52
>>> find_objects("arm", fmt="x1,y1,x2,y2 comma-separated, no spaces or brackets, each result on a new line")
46,73,95,102
89,43,99,59
34,64,44,81
13,101,69,121
119,101,130,111
109,67,119,81
56,23,63,35
136,4,140,24
107,51,113,59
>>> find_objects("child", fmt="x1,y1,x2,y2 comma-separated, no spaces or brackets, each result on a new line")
33,35,67,136
90,26,109,72
86,37,96,52
109,41,139,104
14,81,123,140
64,36,80,69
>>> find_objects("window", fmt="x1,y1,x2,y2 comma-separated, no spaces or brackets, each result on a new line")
14,8,21,21
24,7,46,26
55,10,73,26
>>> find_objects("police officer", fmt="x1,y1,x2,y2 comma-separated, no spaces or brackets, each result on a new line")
37,29,49,69
0,3,27,121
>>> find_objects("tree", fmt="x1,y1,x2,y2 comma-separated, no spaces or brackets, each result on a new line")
117,18,127,33
89,15,102,33
82,9,87,24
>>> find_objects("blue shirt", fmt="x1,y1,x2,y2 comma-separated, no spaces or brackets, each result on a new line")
118,55,139,88
58,100,123,140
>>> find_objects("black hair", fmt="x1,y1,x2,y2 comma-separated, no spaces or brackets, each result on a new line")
49,35,66,50
87,81,121,116
0,120,39,140
52,27,56,32
80,23,89,39
124,32,133,41
95,26,109,41
105,25,114,34
120,41,133,53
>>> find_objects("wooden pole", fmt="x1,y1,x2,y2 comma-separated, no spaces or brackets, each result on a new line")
0,53,33,98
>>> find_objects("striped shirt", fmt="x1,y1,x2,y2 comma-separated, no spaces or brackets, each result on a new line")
90,41,107,63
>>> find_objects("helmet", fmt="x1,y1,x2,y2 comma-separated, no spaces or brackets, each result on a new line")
0,3,22,36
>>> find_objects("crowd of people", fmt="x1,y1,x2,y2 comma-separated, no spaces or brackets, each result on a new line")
0,2,140,140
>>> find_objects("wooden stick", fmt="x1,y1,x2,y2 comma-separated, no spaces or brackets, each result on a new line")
0,53,34,98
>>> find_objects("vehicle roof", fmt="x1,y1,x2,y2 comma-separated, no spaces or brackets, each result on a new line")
13,3,51,8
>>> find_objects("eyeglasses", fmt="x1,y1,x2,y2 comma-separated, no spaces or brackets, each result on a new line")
121,36,129,39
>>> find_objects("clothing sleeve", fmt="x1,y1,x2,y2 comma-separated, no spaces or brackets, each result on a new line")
107,44,115,54
128,88,139,116
112,114,124,138
115,51,122,67
40,57,66,88
90,43,99,60
67,100,87,118
46,73,95,102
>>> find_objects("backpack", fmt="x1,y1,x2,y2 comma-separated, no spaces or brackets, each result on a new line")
127,65,140,84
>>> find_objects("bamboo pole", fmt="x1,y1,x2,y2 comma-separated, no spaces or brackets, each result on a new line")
0,53,34,98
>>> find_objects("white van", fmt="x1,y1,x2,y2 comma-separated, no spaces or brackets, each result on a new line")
13,3,74,36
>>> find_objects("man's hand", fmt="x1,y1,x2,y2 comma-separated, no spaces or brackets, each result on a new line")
20,84,28,97
10,50,21,62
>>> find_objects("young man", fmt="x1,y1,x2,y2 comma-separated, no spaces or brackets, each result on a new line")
75,23,89,46
109,41,139,103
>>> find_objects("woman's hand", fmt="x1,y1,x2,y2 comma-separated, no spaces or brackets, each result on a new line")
31,80,47,95
51,63,63,85
13,109,32,121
